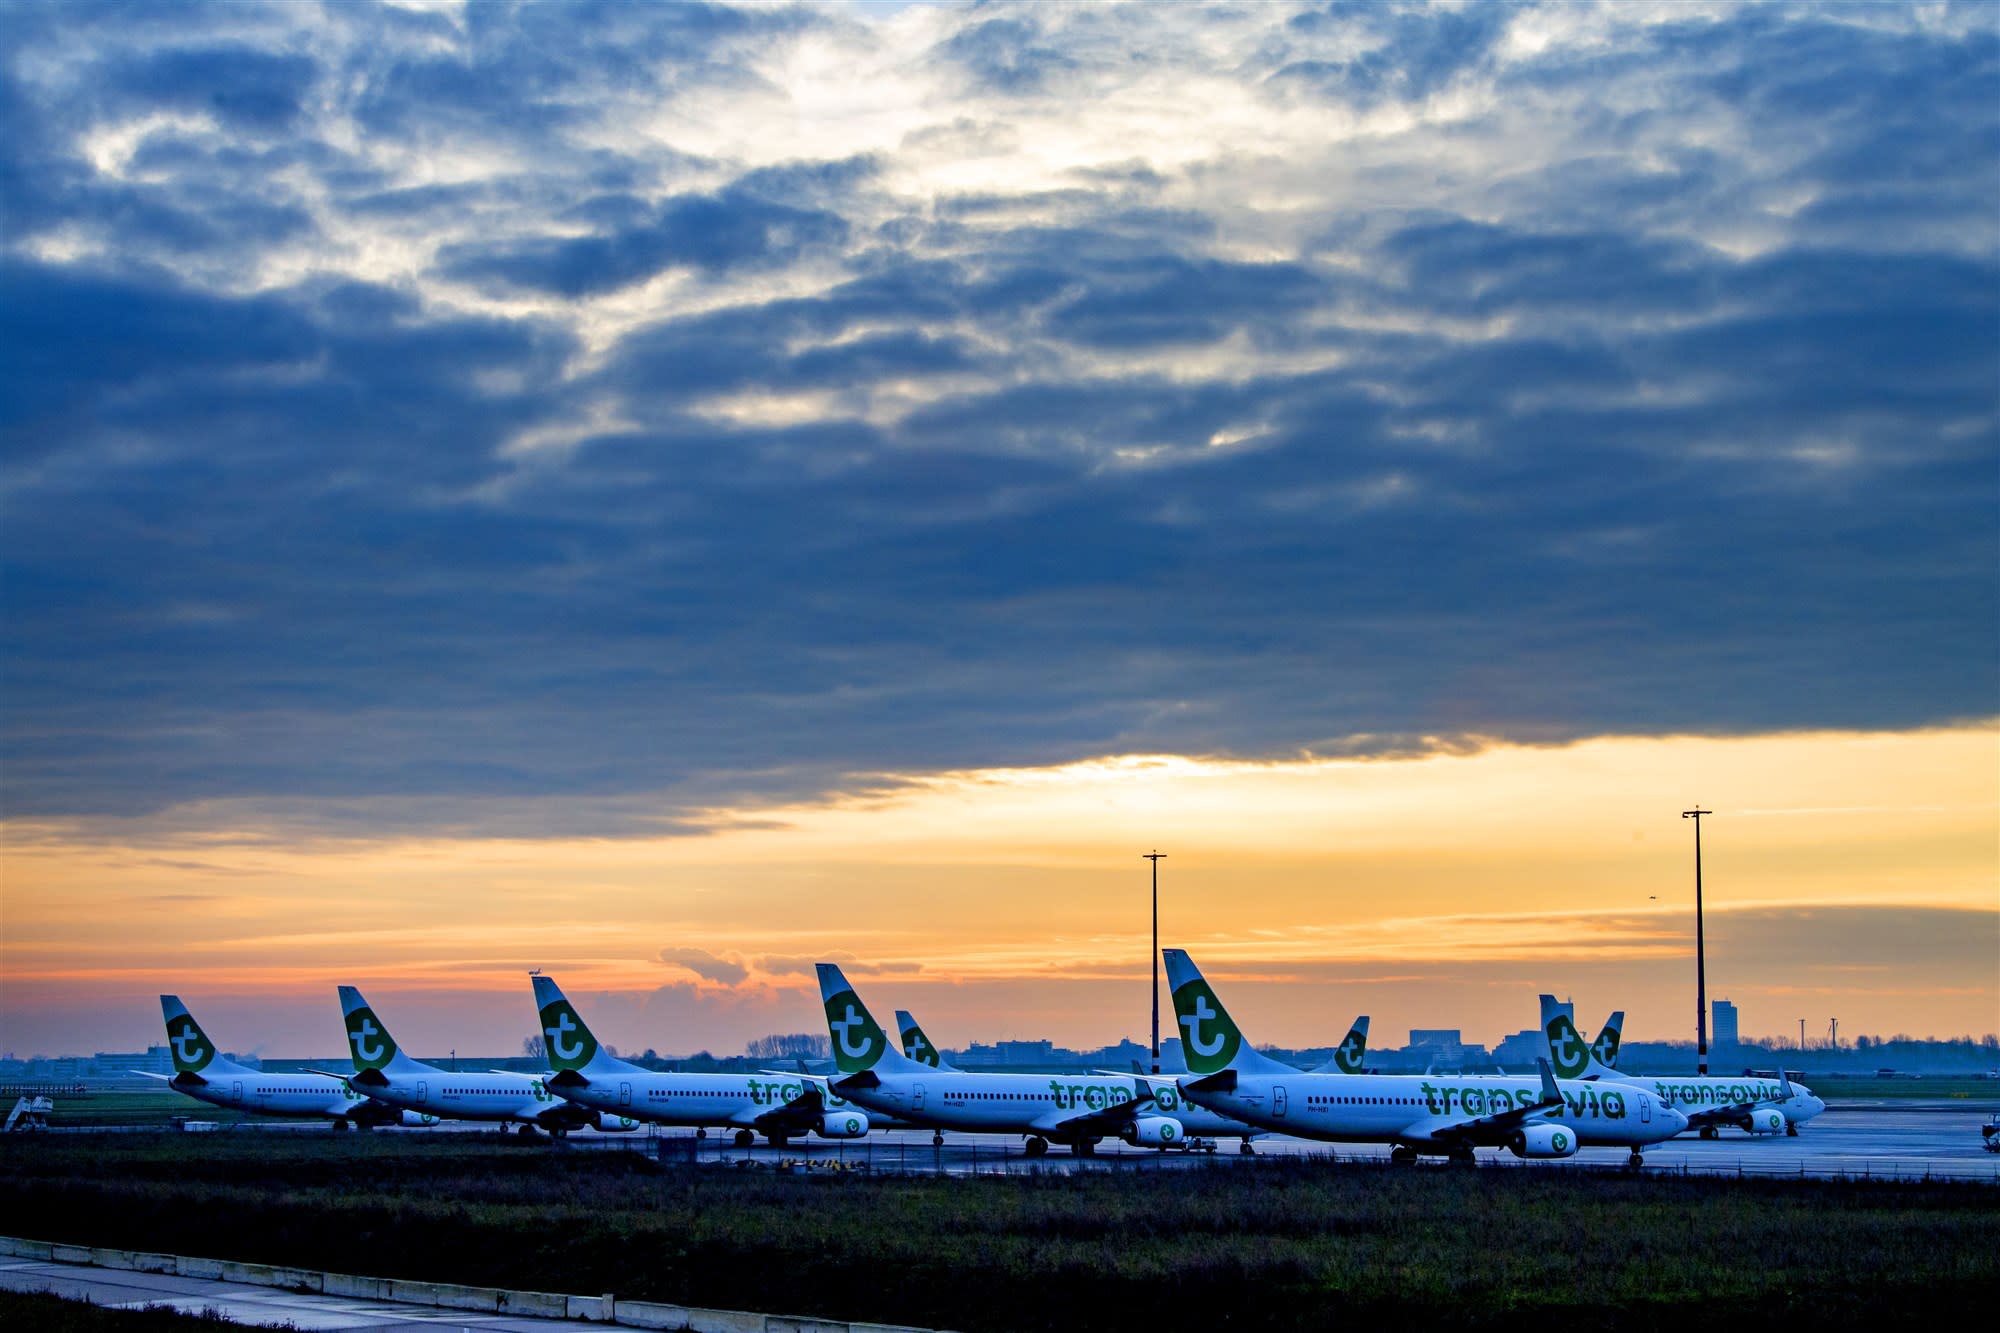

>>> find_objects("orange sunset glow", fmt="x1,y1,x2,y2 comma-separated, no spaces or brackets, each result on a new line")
4,725,1993,1061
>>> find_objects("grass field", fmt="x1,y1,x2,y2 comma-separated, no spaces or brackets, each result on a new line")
3,1134,1995,1331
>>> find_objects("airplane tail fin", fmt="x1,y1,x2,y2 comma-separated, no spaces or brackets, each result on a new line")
160,995,229,1076
1591,1011,1625,1071
816,964,920,1076
530,974,629,1076
1312,1015,1370,1074
1161,949,1293,1077
1539,995,1615,1080
893,1008,954,1071
338,986,421,1074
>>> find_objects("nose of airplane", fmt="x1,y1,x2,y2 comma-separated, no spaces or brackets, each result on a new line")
1664,1105,1690,1132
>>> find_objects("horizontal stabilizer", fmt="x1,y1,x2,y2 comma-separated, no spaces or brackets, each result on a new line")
1183,1070,1237,1094
546,1069,588,1088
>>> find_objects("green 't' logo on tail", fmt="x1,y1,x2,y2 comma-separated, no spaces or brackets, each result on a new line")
1545,1012,1589,1080
538,998,598,1070
1169,978,1242,1076
1332,1018,1369,1075
897,1012,941,1067
344,1005,399,1071
823,990,887,1074
1591,1014,1623,1069
161,999,216,1074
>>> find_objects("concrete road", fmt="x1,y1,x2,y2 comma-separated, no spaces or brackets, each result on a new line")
0,1258,604,1331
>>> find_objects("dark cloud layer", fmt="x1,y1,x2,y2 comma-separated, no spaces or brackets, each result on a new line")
1,2,1994,834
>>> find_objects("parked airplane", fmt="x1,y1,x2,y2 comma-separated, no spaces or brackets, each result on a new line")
146,995,434,1129
818,963,1183,1157
334,986,632,1137
1163,950,1688,1166
1539,998,1824,1138
893,1002,1265,1152
533,973,868,1147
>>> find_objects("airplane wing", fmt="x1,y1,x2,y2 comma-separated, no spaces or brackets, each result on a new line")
1406,1059,1565,1147
1029,1087,1158,1139
132,1070,178,1083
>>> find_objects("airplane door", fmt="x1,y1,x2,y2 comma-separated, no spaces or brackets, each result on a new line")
231,1081,244,1105
416,1081,428,1105
1640,1094,1652,1124
620,1082,632,1108
913,1082,926,1112
1274,1085,1289,1118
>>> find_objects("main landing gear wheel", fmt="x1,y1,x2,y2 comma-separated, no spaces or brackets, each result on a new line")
516,1124,539,1139
768,1134,790,1149
1238,1140,1255,1155
932,1131,944,1147
332,1119,351,1132
1447,1147,1476,1165
733,1129,754,1149
1390,1146,1418,1165
1699,1125,1719,1140
1074,1139,1096,1157
1023,1136,1049,1159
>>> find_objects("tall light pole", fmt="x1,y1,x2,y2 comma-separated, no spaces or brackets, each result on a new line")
1144,851,1166,1075
1683,807,1712,1075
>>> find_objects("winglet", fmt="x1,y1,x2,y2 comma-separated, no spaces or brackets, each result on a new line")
1536,1056,1563,1107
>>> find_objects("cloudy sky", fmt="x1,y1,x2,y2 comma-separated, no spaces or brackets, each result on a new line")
3,1,1994,1058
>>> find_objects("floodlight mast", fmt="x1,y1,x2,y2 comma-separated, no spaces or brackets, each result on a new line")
1144,851,1166,1075
1683,807,1712,1075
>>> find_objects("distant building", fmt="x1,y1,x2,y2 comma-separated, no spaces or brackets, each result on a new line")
1490,1028,1548,1068
1400,1029,1487,1068
1712,999,1739,1047
94,1047,173,1076
957,1039,1056,1067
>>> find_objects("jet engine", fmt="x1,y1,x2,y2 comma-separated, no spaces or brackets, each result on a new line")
1508,1122,1579,1159
400,1111,440,1127
816,1111,870,1139
1745,1108,1786,1136
593,1113,641,1133
1120,1116,1185,1147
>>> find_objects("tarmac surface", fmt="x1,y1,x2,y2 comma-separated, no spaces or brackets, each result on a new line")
572,1099,2000,1180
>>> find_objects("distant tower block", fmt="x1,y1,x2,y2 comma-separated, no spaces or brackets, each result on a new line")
1712,999,1740,1047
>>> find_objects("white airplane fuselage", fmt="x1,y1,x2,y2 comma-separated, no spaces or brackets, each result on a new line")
166,1066,378,1121
356,1067,572,1125
1610,1073,1826,1129
839,1069,1205,1141
1181,1070,1684,1150
553,1070,864,1131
